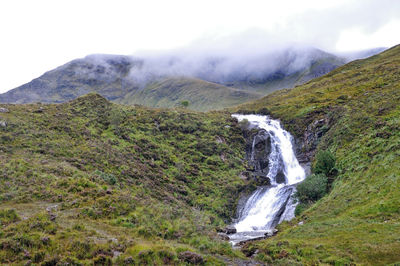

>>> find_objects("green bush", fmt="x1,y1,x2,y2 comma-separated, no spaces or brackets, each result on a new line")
295,173,328,203
181,100,189,107
92,170,117,185
314,150,336,176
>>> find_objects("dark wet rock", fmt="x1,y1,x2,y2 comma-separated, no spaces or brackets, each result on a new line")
225,226,237,234
240,171,271,186
178,251,204,264
246,130,271,174
275,170,286,184
270,187,293,229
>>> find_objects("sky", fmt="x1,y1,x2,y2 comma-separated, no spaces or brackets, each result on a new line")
0,0,399,93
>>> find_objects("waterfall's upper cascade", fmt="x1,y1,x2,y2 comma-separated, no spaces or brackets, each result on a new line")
230,114,306,244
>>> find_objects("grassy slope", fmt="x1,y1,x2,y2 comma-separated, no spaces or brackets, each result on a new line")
119,77,261,112
235,45,400,264
0,94,252,265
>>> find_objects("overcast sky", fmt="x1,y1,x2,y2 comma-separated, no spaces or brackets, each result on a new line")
1,0,399,93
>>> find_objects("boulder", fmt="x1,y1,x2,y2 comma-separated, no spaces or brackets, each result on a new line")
0,108,9,113
0,120,6,127
225,226,237,234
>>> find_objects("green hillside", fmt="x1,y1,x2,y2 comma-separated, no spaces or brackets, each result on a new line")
235,45,400,264
0,94,252,264
119,77,261,111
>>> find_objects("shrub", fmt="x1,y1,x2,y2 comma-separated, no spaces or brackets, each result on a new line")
258,108,271,116
295,173,328,203
181,100,189,107
93,170,117,185
314,150,336,176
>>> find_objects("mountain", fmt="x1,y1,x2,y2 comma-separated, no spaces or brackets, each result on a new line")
235,44,400,264
0,55,141,104
0,47,349,111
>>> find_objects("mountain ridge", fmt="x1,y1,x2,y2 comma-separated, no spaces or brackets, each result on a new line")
0,46,353,111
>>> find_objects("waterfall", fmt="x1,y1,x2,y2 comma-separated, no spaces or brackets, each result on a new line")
230,114,306,244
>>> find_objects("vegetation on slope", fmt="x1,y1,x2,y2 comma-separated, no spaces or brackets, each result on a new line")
235,45,400,264
0,94,252,264
119,77,261,111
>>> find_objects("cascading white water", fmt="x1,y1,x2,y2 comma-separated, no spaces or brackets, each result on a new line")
230,114,306,244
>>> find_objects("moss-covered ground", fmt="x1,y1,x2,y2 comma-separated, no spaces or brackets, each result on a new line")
235,45,400,265
0,94,252,265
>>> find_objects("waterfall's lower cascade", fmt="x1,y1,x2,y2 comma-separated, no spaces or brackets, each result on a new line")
230,114,306,245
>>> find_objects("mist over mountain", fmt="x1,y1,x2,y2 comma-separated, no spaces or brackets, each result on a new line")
128,45,346,88
0,45,384,110
338,47,387,61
